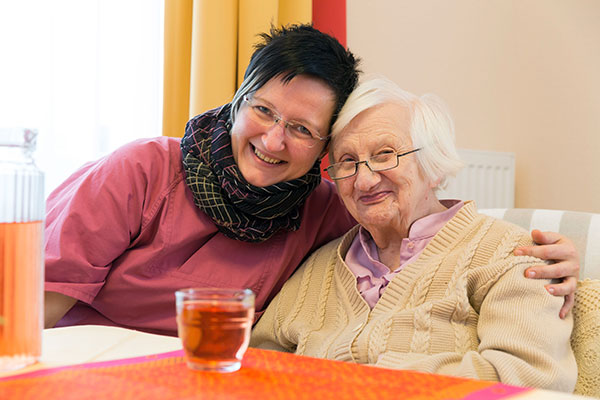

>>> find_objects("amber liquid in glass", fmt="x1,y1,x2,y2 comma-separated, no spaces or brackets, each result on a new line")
0,221,44,371
177,301,253,371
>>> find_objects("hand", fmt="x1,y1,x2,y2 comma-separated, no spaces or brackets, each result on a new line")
45,291,78,328
514,229,580,319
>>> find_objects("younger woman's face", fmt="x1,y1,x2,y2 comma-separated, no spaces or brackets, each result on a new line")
230,75,336,187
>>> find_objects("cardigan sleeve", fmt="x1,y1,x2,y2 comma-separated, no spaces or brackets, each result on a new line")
376,262,577,392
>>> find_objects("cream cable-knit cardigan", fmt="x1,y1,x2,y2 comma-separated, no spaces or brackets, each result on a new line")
250,201,577,392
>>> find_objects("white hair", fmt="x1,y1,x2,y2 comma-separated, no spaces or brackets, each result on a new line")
331,76,464,189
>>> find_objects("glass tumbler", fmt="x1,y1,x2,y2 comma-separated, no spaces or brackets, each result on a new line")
0,128,45,372
175,288,255,373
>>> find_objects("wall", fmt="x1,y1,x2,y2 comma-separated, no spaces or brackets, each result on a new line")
347,0,600,213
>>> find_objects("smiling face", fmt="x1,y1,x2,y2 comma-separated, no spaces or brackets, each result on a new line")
230,75,336,187
332,102,443,242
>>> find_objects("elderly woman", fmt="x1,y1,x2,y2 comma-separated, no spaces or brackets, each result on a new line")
250,77,577,391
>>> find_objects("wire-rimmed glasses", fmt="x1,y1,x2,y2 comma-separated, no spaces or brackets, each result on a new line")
325,148,422,180
242,95,328,148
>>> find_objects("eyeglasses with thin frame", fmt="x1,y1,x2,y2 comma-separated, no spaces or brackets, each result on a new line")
242,95,328,148
325,148,422,180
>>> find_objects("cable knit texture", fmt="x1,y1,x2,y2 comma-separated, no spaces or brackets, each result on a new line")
251,201,577,392
571,279,600,398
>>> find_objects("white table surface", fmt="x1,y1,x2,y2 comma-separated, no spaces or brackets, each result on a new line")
0,325,591,399
0,325,181,378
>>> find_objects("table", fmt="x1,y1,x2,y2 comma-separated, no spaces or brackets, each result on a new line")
0,325,589,399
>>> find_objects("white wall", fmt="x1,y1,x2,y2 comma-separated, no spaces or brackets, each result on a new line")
347,0,600,213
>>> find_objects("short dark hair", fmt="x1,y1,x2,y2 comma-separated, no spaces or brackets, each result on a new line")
230,24,361,131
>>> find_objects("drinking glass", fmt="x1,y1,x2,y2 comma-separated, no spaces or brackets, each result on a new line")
175,288,255,372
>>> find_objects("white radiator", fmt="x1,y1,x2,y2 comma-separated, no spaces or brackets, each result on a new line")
437,149,515,209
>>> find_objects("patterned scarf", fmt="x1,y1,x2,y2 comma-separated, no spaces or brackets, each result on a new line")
180,104,322,243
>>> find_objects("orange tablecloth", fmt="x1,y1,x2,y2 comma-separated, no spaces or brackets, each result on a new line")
0,347,529,399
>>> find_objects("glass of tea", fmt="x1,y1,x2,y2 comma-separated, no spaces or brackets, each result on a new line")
175,288,255,373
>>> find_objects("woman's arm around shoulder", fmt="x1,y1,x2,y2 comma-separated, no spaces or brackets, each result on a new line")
516,229,580,318
302,179,357,248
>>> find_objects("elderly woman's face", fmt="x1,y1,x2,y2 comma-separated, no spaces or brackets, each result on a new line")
332,103,438,234
230,75,335,187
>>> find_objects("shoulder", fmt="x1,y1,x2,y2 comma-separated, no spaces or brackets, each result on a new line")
305,178,338,203
284,229,351,296
305,226,358,270
110,137,182,167
301,179,356,230
478,213,535,250
466,211,545,300
450,202,534,253
95,137,183,184
47,137,185,211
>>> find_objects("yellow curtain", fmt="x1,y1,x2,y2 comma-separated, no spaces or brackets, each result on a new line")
162,0,193,138
162,0,311,138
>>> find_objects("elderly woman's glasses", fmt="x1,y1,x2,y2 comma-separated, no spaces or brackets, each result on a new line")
243,95,328,148
325,148,422,180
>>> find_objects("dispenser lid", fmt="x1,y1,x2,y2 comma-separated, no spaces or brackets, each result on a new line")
0,128,38,150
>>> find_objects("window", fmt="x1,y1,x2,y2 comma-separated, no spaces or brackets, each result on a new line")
0,0,164,197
